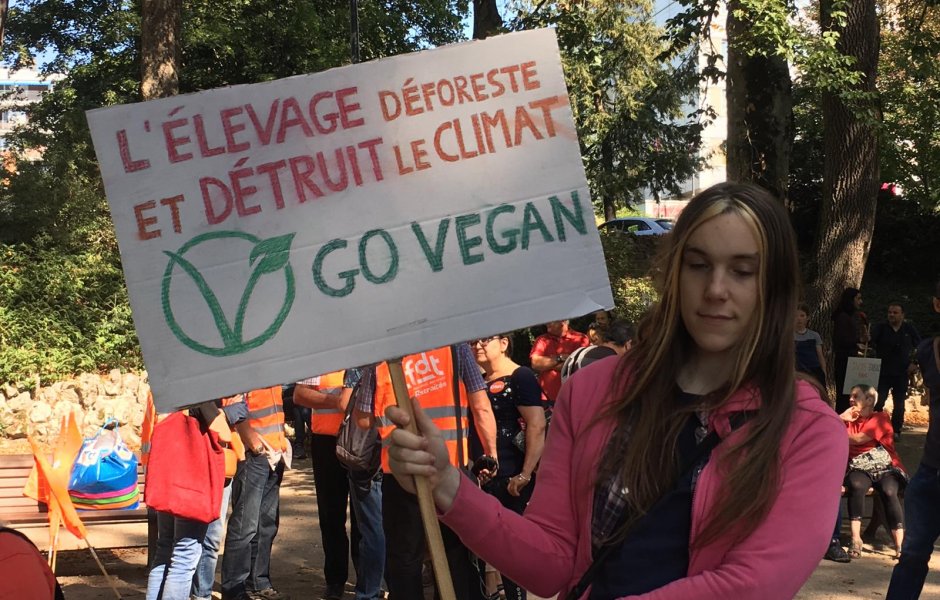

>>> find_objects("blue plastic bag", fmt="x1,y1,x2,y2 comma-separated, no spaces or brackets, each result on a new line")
68,420,139,499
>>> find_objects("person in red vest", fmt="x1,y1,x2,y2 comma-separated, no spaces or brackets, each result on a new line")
529,320,589,403
293,371,361,600
221,386,290,600
353,343,496,600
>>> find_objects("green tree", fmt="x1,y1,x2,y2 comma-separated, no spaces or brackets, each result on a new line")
880,0,940,209
804,0,881,333
511,0,708,220
0,0,469,383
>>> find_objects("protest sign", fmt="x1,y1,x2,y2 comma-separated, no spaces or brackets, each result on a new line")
843,357,882,394
87,28,613,411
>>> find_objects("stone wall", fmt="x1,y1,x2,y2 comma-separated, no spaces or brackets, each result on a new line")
0,370,150,448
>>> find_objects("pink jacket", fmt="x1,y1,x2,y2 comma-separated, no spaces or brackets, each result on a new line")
441,356,848,599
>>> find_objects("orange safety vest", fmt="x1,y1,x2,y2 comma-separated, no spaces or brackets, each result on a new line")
246,385,288,452
374,346,468,473
309,370,346,436
140,392,157,470
220,395,246,477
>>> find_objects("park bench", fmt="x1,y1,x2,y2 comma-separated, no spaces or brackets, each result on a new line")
0,454,155,559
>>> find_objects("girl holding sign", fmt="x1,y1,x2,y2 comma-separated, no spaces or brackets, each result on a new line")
383,183,847,599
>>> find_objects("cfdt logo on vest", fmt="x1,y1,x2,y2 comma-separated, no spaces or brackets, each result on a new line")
404,352,446,389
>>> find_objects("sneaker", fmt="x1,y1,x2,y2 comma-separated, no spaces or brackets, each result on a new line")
251,589,291,600
322,583,345,599
824,539,851,563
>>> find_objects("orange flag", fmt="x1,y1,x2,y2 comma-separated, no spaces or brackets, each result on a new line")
25,412,88,542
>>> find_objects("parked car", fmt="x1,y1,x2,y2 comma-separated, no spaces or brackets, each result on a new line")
599,217,674,236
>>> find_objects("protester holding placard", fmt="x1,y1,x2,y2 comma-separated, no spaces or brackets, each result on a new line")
354,344,496,600
385,183,847,599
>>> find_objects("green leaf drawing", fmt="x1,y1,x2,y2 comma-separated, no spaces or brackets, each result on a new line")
249,233,296,275
235,233,296,341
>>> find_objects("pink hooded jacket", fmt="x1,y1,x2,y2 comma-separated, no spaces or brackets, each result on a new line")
441,356,847,599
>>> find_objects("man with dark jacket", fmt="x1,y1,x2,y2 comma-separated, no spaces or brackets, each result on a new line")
871,302,921,436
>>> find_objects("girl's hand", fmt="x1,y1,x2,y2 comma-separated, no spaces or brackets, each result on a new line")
507,473,531,497
386,404,461,511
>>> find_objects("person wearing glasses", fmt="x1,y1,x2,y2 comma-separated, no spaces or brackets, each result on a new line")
471,333,547,600
383,183,847,599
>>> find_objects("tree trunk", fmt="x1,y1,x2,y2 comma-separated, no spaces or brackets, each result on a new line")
140,0,181,100
473,0,502,40
808,0,880,342
725,2,794,205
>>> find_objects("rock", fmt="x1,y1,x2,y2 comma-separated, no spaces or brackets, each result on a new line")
77,373,102,403
6,410,29,439
57,385,82,407
103,369,123,396
8,392,33,412
29,401,53,424
122,372,140,394
2,384,17,399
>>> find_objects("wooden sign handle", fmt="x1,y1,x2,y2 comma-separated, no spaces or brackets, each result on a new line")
387,358,456,600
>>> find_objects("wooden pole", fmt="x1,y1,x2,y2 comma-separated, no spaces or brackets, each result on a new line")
48,526,60,570
85,538,124,599
387,358,456,600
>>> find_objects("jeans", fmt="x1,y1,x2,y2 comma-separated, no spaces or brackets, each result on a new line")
349,471,385,600
887,464,940,599
146,511,208,600
294,405,311,445
383,475,484,600
311,434,359,587
878,372,909,433
221,452,284,598
192,481,233,600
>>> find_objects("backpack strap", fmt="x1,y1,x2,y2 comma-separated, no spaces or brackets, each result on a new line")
451,345,466,468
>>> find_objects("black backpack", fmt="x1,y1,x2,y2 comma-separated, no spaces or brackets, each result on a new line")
335,380,381,476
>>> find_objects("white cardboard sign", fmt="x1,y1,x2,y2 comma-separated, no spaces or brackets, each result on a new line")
843,357,882,394
86,29,613,411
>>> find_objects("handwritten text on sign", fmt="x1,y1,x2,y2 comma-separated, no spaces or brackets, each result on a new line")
88,29,613,411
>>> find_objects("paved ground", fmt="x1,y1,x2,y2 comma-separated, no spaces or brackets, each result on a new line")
34,414,940,599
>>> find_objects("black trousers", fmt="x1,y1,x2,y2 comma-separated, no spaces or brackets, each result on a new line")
383,474,485,600
311,433,360,587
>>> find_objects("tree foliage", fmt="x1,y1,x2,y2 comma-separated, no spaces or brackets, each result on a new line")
0,0,469,383
510,0,708,219
880,0,940,209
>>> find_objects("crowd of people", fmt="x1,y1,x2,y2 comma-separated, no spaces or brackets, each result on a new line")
140,310,638,600
67,183,940,600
